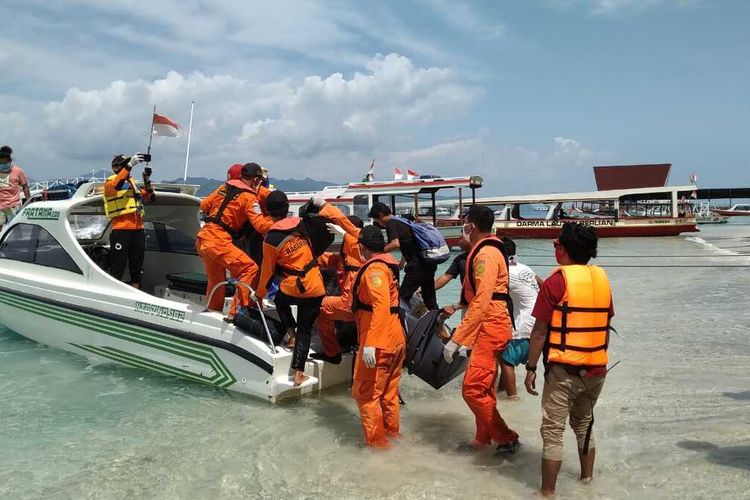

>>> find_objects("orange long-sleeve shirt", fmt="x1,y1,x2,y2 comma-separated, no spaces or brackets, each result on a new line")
319,203,364,293
452,241,512,348
256,218,325,299
103,168,155,230
354,254,405,351
198,180,273,243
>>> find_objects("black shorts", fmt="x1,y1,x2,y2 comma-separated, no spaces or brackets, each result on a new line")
109,229,146,285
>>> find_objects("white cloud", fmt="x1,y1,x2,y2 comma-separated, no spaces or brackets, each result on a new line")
16,53,480,181
546,0,702,14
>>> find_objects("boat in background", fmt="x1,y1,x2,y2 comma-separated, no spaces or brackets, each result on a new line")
713,203,750,217
286,175,483,247
473,185,699,238
693,202,729,224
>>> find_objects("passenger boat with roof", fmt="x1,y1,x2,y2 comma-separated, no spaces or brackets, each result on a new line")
472,185,699,238
693,202,729,224
286,175,483,248
712,203,750,217
0,182,353,402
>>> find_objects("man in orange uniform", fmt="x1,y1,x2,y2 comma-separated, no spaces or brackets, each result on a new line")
351,225,406,448
524,222,613,497
443,205,520,453
309,194,365,364
104,153,155,288
256,190,326,386
197,163,272,314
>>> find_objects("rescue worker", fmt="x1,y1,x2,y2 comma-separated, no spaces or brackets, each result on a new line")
255,190,325,387
104,153,155,288
309,194,365,364
197,163,272,315
351,225,406,448
524,222,613,498
443,205,520,453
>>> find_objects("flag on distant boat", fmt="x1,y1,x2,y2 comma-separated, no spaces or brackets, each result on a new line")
362,159,375,182
689,173,698,184
406,168,418,180
394,167,403,180
152,113,181,137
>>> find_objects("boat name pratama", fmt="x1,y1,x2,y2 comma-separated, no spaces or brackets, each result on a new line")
513,219,616,227
22,207,61,220
134,301,186,322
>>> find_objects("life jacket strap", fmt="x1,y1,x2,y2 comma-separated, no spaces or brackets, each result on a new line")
277,259,319,294
344,264,361,272
545,342,608,353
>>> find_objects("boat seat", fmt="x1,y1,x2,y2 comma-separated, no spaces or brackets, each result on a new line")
166,272,235,297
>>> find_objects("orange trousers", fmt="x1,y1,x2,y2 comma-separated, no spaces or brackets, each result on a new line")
315,294,354,356
462,335,519,446
196,237,259,312
352,345,406,448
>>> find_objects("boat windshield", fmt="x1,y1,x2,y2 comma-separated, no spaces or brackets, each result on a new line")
69,213,109,241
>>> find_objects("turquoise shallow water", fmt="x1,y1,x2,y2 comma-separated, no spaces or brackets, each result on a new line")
2,223,750,499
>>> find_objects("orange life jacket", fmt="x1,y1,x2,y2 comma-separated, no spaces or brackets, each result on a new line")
545,264,611,367
204,180,259,239
460,236,514,328
351,255,400,315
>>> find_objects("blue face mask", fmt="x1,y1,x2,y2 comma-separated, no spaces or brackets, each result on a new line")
0,161,12,173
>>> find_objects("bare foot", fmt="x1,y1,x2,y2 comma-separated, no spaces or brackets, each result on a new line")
293,370,309,386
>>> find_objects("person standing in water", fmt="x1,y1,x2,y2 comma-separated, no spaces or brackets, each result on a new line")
350,225,406,448
524,222,614,497
498,236,543,399
442,205,519,453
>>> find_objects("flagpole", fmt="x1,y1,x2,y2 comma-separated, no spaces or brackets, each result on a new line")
183,101,195,184
146,105,156,155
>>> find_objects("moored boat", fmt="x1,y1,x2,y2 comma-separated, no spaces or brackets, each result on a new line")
712,203,750,217
0,182,353,402
472,185,699,238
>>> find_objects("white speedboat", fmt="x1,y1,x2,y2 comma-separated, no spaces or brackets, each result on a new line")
0,182,353,402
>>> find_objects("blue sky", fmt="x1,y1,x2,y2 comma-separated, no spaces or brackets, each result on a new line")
2,0,748,195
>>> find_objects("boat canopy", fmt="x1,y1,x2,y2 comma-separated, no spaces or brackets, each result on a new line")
473,184,697,205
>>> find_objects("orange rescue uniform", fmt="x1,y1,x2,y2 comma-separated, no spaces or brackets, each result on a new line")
315,204,364,356
351,253,406,448
453,236,519,447
196,180,272,311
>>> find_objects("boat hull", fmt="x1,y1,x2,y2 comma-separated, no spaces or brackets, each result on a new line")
713,209,750,217
494,218,698,238
0,285,352,402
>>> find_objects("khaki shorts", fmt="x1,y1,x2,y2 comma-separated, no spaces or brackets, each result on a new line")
0,207,19,225
540,363,605,461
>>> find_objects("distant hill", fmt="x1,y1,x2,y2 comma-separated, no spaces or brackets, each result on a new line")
164,176,337,197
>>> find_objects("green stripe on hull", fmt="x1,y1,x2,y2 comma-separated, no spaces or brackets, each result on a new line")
0,290,237,388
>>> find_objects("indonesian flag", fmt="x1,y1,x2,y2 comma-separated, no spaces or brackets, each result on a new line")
689,173,698,184
394,167,403,180
407,168,418,180
152,113,180,137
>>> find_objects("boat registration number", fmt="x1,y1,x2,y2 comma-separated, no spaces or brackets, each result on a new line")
134,301,186,322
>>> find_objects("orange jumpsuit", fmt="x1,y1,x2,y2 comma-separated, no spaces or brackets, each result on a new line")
352,253,406,448
196,180,272,311
315,204,363,356
453,236,519,447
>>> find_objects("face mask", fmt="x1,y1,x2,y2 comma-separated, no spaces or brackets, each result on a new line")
462,223,473,244
0,161,11,173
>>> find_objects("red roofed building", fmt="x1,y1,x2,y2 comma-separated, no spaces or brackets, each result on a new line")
593,164,671,191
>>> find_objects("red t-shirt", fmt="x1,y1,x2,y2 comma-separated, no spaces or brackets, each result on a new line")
532,271,614,374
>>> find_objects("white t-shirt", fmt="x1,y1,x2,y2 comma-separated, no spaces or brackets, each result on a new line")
509,261,539,339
